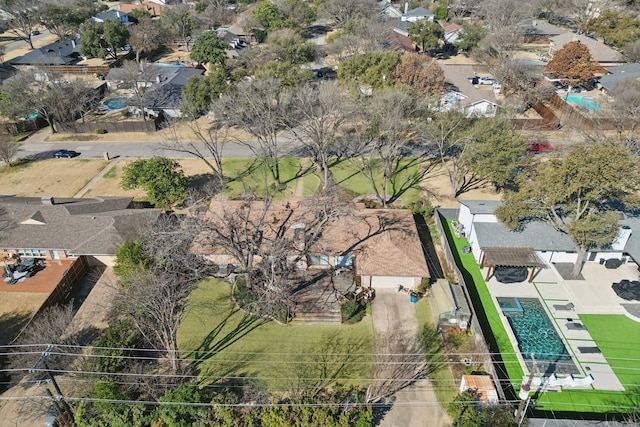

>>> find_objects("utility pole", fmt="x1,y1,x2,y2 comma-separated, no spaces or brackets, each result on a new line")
514,353,536,425
31,345,75,427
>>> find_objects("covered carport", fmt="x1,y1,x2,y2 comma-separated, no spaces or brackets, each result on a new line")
480,247,546,283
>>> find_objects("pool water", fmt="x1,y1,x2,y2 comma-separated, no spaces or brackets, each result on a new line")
104,97,127,110
517,59,546,66
503,298,570,361
564,94,600,110
154,62,187,67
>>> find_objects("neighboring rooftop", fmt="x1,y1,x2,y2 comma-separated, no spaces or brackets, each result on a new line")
599,62,640,91
549,33,626,64
440,64,497,107
9,37,81,66
0,196,163,255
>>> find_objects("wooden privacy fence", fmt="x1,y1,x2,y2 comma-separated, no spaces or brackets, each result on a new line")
433,210,508,401
59,118,160,133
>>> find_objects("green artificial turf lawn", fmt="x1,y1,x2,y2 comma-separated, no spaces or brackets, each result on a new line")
443,218,638,414
442,220,523,381
177,279,375,390
329,159,421,205
223,158,300,199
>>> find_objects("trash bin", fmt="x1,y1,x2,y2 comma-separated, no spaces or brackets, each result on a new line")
410,293,418,303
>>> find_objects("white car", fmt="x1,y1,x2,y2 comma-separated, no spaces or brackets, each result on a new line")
477,76,494,85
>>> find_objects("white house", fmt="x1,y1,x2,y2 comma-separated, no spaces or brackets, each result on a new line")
440,64,498,118
401,6,435,22
456,200,639,266
92,10,132,25
443,23,462,45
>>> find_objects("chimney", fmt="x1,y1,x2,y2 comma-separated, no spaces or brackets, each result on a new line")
41,196,55,205
71,39,76,49
405,2,409,14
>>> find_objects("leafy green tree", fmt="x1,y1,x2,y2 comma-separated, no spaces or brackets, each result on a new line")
338,51,401,89
121,157,188,208
40,0,104,41
461,117,528,189
114,238,154,287
89,319,141,373
127,8,151,21
190,30,228,66
153,384,212,427
582,11,640,48
267,29,316,64
161,5,195,51
448,390,516,427
79,19,129,60
495,141,640,278
455,22,488,53
74,381,148,427
181,65,233,115
408,20,443,52
256,60,314,87
253,0,291,33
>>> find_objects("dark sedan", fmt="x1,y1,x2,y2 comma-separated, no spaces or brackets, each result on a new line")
53,150,80,158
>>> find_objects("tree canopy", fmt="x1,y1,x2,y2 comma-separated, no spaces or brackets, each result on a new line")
495,141,640,277
546,41,598,85
40,0,105,41
582,11,640,48
121,157,188,208
190,31,229,66
79,19,130,60
338,51,401,89
408,20,443,52
454,22,488,53
181,65,233,115
391,53,445,96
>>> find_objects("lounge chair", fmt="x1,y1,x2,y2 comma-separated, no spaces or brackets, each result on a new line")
577,346,601,354
553,302,575,311
566,322,587,331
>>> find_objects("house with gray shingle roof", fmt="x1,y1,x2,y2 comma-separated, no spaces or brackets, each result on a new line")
549,33,626,65
9,37,81,67
142,66,205,117
0,196,163,264
92,9,132,25
456,200,639,267
598,63,640,92
440,64,498,118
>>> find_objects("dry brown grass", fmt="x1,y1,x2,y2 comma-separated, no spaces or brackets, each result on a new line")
0,159,108,197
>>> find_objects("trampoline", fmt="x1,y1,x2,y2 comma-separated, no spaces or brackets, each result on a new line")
612,280,640,301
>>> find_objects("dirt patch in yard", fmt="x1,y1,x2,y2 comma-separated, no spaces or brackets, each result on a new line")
0,292,48,345
0,159,108,197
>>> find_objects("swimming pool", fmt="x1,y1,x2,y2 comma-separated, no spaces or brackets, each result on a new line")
502,298,580,375
103,97,127,110
154,62,187,67
517,59,546,66
564,94,600,110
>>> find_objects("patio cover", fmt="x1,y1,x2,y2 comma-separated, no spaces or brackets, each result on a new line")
480,247,546,283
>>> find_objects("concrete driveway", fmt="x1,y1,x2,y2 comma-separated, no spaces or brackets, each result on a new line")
371,288,451,427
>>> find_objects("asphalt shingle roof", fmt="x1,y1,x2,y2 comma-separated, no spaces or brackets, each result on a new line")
9,37,81,66
459,200,501,214
599,63,640,91
0,196,162,255
550,33,625,63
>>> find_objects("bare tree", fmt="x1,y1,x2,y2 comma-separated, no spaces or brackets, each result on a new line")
117,60,159,121
606,78,640,156
288,82,351,188
128,15,165,63
114,270,192,373
478,0,536,29
0,0,39,48
162,117,229,189
490,58,553,108
424,110,477,198
320,0,376,28
214,79,294,185
346,88,429,207
0,70,98,133
0,135,22,166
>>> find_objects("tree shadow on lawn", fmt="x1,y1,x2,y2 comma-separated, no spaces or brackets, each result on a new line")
387,158,440,205
186,309,267,374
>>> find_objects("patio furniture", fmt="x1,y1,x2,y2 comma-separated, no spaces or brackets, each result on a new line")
566,322,587,331
552,302,575,312
577,346,601,354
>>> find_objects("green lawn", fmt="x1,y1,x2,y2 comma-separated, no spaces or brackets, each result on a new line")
178,279,375,390
442,218,639,414
329,159,422,205
223,158,301,199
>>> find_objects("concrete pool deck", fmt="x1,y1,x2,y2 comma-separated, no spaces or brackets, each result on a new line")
482,261,634,391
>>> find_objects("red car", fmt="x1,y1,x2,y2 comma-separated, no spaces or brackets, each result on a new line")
528,141,552,152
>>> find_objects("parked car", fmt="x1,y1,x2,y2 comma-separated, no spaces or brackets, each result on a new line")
528,141,552,152
477,76,494,85
53,150,80,158
30,30,40,36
